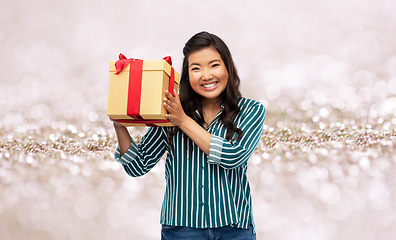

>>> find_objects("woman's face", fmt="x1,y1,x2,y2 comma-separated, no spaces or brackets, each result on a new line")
188,47,228,104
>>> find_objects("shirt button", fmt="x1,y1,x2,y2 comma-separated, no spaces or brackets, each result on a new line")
200,202,204,206
201,166,204,170
200,185,203,188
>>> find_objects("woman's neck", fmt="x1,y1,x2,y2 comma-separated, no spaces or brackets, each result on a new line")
201,97,222,112
201,98,222,127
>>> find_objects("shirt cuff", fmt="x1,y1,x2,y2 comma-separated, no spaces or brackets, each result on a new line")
114,140,139,165
208,135,224,164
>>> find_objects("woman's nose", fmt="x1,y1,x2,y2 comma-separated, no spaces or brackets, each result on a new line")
201,69,212,80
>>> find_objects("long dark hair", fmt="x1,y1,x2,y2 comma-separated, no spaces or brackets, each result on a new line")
169,31,243,152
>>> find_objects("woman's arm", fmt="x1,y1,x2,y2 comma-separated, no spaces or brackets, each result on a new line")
112,120,168,177
113,121,132,155
164,92,265,169
207,101,265,169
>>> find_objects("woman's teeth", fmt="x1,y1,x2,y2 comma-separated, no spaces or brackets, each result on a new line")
203,82,217,88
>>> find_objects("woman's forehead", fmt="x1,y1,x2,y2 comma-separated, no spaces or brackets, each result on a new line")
188,47,222,65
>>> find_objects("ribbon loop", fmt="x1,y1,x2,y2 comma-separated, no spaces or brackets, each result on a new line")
119,53,127,60
115,54,141,75
163,56,172,66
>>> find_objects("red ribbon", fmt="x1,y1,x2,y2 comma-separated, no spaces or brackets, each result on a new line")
114,53,176,127
162,55,175,95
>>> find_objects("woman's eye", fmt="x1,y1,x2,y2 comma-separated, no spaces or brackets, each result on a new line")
211,64,220,68
191,67,200,71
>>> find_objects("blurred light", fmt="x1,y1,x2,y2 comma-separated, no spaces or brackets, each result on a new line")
74,194,100,219
319,183,341,204
327,197,352,221
359,157,370,169
266,84,281,100
388,77,396,95
69,165,80,175
300,100,312,111
314,93,327,106
348,165,360,176
319,107,330,118
89,112,98,122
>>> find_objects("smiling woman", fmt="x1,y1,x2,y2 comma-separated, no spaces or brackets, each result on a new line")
112,32,265,240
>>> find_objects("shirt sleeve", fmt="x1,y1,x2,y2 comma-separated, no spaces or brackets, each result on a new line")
114,126,169,177
207,102,265,169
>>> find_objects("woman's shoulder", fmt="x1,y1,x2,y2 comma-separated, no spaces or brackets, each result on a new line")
236,97,265,121
237,97,265,111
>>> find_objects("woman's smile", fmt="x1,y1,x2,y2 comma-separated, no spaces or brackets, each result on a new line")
202,81,218,90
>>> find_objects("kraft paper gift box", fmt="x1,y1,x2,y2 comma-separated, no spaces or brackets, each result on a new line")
107,53,180,127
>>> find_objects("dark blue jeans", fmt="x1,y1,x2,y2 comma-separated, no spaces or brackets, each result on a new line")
161,223,256,240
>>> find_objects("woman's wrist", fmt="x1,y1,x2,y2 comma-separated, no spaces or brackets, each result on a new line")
113,121,126,128
177,114,190,129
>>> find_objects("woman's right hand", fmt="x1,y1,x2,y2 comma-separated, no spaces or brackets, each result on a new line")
163,89,188,127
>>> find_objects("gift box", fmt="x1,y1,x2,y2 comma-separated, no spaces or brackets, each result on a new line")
107,53,180,127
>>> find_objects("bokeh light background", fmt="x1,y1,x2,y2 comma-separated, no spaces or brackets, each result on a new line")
1,0,396,239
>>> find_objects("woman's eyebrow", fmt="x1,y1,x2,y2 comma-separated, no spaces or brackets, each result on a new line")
190,59,221,68
189,63,200,67
209,59,221,64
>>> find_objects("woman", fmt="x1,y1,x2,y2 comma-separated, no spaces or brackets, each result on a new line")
113,31,265,239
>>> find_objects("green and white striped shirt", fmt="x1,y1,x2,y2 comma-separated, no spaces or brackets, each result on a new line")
115,97,265,232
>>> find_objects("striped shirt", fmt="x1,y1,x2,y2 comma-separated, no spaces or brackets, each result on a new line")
115,97,265,232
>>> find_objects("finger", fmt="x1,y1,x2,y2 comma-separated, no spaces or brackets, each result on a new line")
163,101,172,111
165,90,173,100
167,97,173,106
173,89,180,101
163,97,171,106
165,90,175,102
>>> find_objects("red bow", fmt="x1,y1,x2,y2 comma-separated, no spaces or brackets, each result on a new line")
115,53,173,75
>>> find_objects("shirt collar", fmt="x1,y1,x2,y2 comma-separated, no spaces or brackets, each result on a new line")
194,101,224,116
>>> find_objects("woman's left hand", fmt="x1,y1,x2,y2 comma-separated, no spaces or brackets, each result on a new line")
163,89,187,127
